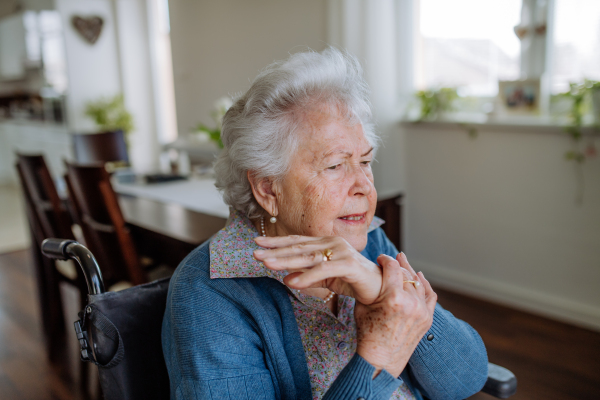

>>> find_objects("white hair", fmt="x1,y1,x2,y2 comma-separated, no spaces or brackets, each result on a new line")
214,47,379,218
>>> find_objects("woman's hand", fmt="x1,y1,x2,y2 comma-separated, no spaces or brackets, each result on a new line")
355,253,437,378
253,235,383,305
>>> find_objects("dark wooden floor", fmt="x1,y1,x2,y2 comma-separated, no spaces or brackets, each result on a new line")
439,289,600,400
0,249,79,400
1,249,599,400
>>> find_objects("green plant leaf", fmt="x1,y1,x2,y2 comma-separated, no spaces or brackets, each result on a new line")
415,87,458,121
195,123,223,148
84,94,134,134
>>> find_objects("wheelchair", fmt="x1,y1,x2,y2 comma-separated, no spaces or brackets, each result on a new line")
41,238,517,400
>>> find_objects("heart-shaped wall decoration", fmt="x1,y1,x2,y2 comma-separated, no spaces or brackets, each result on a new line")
72,16,104,45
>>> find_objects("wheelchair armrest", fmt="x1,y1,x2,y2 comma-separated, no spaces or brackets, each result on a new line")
481,363,517,398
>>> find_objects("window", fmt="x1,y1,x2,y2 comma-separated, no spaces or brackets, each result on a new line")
39,11,67,94
415,0,522,97
551,0,600,94
21,10,67,93
415,0,600,100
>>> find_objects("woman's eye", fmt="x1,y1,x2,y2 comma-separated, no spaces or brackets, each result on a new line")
328,164,341,170
361,160,371,166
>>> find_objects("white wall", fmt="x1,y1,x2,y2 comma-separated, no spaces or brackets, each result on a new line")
168,0,328,134
56,0,122,133
56,0,160,172
404,123,600,330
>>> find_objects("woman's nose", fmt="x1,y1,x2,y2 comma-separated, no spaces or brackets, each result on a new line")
350,165,373,196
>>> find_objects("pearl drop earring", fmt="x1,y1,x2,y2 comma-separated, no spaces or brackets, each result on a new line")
270,216,277,224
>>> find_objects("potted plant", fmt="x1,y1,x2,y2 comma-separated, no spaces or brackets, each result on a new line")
84,94,135,173
194,96,233,149
84,94,135,137
414,87,458,121
558,80,598,163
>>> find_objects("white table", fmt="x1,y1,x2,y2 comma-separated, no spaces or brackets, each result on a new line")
112,178,230,219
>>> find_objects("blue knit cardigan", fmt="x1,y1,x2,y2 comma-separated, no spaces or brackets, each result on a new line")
162,228,488,399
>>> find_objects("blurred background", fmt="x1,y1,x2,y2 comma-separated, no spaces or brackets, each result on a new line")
0,0,598,399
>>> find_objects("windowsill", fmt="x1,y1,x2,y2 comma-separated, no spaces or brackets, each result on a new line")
400,113,600,136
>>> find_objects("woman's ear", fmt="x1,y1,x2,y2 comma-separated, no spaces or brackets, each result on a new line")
247,171,278,217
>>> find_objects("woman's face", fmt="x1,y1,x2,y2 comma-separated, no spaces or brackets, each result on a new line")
273,106,377,252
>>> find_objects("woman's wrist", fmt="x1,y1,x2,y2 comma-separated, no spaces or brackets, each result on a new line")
356,342,407,378
356,346,383,378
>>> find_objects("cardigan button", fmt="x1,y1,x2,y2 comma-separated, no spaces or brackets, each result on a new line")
427,333,434,341
358,398,366,400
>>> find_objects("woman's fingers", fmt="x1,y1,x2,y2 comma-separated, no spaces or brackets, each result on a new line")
397,252,418,278
283,259,361,288
398,267,419,295
260,250,327,270
377,254,404,291
254,236,345,270
254,239,337,266
397,253,425,297
356,256,435,378
256,235,386,304
418,271,437,314
254,235,322,248
285,258,383,304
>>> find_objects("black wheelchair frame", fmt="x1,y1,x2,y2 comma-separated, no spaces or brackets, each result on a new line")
41,238,517,400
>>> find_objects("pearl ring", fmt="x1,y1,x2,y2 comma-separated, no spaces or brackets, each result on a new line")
403,280,420,289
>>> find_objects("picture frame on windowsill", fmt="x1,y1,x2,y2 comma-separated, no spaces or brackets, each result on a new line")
497,79,541,116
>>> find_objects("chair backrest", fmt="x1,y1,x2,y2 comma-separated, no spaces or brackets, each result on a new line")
65,162,145,285
86,277,171,400
15,154,80,356
15,154,74,240
73,131,129,164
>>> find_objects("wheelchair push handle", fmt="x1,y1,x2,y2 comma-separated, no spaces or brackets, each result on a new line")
41,238,76,260
41,238,105,295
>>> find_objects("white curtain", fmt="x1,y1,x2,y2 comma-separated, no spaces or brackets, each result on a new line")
327,0,414,195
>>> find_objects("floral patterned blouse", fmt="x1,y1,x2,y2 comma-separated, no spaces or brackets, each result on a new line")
209,210,416,400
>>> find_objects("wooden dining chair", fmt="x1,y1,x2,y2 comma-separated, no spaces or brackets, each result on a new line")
64,162,148,286
72,130,129,165
375,193,403,252
16,153,87,316
15,153,94,396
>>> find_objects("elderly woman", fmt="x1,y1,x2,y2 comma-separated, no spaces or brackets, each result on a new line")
162,48,488,400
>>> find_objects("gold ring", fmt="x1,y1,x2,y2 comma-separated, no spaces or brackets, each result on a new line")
403,280,420,289
322,248,333,262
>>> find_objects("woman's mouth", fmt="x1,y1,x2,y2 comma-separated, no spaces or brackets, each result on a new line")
338,213,366,223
